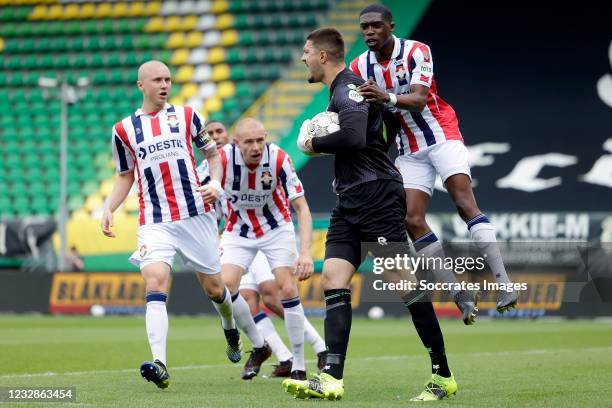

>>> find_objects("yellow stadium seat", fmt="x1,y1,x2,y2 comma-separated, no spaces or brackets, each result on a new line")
165,32,186,49
112,2,130,18
198,108,208,121
64,4,80,19
145,2,161,16
217,81,235,99
180,83,199,99
85,194,104,212
124,194,140,213
215,14,234,30
170,48,190,66
100,179,114,197
207,48,226,64
28,5,47,20
211,0,229,14
129,2,146,17
175,65,194,83
204,97,222,113
220,30,238,47
71,209,90,221
185,32,202,48
0,38,4,52
165,16,182,32
211,64,230,82
80,3,95,19
169,96,185,106
145,17,164,32
96,3,112,18
182,16,198,31
48,4,63,20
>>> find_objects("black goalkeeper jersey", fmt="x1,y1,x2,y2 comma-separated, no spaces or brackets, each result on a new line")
312,68,402,194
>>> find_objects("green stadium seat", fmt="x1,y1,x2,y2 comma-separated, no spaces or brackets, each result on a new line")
82,180,98,196
31,23,47,37
29,181,45,195
23,154,40,171
46,22,63,37
46,182,60,196
0,196,11,213
12,196,30,216
118,36,133,50
10,180,27,196
26,166,43,180
16,23,33,37
0,22,17,37
65,21,81,36
68,195,84,212
31,196,51,216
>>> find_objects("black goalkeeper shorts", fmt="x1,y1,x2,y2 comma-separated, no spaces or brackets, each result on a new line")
325,179,408,269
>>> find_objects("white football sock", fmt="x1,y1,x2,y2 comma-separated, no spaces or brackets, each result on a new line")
304,317,326,354
145,297,168,366
210,287,236,330
468,215,511,284
231,292,265,348
282,297,305,372
255,312,293,362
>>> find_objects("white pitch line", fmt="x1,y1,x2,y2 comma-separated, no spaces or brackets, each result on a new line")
2,346,610,380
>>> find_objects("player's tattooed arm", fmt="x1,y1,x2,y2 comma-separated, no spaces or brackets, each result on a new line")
101,171,135,237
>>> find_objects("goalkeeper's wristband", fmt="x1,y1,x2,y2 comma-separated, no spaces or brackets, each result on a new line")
386,92,397,107
208,180,223,195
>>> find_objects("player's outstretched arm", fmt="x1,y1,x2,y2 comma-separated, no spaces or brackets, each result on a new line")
290,196,314,280
101,171,135,237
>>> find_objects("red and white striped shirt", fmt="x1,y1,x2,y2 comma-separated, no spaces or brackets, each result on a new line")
111,103,214,225
351,35,463,155
219,143,304,238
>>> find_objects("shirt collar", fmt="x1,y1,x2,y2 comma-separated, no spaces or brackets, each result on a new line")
368,35,401,64
134,103,172,117
330,67,351,95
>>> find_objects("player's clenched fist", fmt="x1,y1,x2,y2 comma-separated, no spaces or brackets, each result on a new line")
295,252,314,281
196,180,223,204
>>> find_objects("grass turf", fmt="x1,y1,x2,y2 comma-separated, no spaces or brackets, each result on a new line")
1,316,610,407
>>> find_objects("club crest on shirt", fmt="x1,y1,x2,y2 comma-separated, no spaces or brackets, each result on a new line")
348,90,364,102
395,65,407,80
347,83,357,90
167,115,179,129
261,171,273,189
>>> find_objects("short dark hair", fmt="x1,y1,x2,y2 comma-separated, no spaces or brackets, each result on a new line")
306,27,345,62
359,4,393,22
205,120,225,128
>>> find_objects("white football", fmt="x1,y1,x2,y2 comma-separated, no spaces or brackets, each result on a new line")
309,111,340,137
368,306,385,320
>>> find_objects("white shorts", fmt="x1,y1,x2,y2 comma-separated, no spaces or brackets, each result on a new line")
395,140,471,196
129,213,221,274
239,251,275,292
221,223,297,272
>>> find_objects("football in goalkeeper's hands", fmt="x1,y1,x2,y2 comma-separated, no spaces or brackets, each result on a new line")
309,111,340,137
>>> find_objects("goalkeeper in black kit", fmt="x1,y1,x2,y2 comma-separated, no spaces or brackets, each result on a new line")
282,27,461,402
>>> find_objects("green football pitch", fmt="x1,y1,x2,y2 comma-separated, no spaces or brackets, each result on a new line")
1,316,610,407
